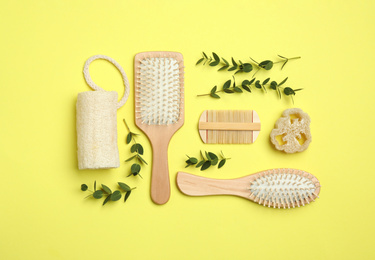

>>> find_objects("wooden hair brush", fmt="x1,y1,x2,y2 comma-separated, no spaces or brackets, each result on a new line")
177,168,320,209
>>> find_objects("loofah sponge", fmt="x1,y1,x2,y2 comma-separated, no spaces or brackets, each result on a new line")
76,55,130,170
270,108,311,153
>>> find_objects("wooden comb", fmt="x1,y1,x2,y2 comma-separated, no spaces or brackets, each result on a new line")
198,110,261,144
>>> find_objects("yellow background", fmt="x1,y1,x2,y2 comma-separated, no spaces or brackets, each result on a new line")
1,0,374,259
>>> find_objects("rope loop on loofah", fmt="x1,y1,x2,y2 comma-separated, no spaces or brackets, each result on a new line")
83,55,130,109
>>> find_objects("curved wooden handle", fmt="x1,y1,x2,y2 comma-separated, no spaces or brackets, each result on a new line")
176,172,249,198
150,140,170,205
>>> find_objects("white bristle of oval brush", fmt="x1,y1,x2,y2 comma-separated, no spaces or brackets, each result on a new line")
137,57,182,125
249,169,319,208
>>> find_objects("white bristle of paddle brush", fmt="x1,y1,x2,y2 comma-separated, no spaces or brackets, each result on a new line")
249,169,320,209
136,56,182,125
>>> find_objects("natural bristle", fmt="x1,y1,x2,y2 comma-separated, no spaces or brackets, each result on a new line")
136,56,183,125
249,169,320,209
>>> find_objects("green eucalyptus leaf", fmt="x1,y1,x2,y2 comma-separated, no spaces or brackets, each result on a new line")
210,93,220,99
126,133,132,144
205,151,211,160
111,190,122,201
231,57,237,66
209,61,219,66
223,80,231,90
270,81,278,90
94,180,97,191
208,152,217,160
81,184,88,191
242,80,250,85
259,60,273,70
102,195,111,205
278,77,288,87
262,78,270,85
196,58,204,65
137,154,148,165
201,161,211,171
118,182,131,192
224,89,235,94
196,160,205,168
248,78,256,85
131,163,141,175
218,65,229,71
125,155,137,162
228,66,237,71
124,190,132,202
233,87,243,93
222,58,229,65
293,88,303,92
101,184,112,194
93,190,103,199
212,52,220,62
255,80,262,89
284,87,295,95
203,52,208,59
242,85,251,92
218,159,226,169
130,144,137,153
189,157,198,164
211,86,217,94
242,63,253,73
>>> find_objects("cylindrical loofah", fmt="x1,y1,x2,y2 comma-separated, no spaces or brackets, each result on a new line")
76,55,130,170
76,91,119,169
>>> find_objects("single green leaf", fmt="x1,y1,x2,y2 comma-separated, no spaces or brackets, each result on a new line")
130,144,137,153
200,161,211,171
233,87,243,93
211,86,217,94
208,152,217,160
196,58,204,65
101,184,112,194
210,93,220,99
223,80,231,90
222,58,229,65
293,88,303,92
137,154,148,165
242,80,250,85
212,52,220,62
270,81,277,90
125,155,137,162
284,87,295,95
126,133,132,144
124,190,132,202
242,63,253,73
218,159,226,169
209,61,219,66
205,151,211,160
189,157,198,164
203,52,208,59
94,180,97,191
81,184,88,191
224,89,234,94
111,191,122,201
102,195,111,205
278,77,288,87
242,85,251,92
262,78,270,85
255,80,262,89
93,190,103,199
231,57,237,66
259,60,273,70
131,163,141,174
210,158,218,166
248,78,256,85
218,65,229,71
118,182,131,192
196,160,205,168
228,66,237,71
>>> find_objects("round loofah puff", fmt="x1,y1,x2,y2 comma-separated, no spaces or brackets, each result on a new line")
270,108,312,153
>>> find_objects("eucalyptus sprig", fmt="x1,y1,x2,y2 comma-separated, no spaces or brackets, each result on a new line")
197,77,302,103
124,119,148,178
196,52,300,75
81,181,136,206
185,151,230,171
